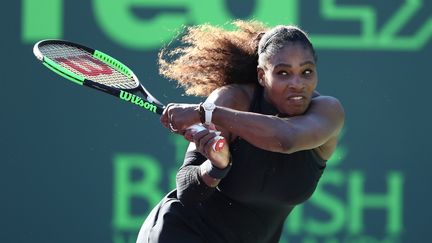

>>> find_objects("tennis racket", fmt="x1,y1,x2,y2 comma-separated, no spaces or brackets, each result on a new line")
33,39,225,151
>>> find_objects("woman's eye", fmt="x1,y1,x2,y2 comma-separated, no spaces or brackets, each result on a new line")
278,71,289,76
303,69,313,75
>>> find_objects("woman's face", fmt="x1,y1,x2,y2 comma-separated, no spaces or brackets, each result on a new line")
258,43,317,116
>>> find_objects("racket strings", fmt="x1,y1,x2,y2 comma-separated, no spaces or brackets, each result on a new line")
40,44,137,90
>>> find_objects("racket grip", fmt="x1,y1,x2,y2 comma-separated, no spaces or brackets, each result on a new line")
188,124,225,152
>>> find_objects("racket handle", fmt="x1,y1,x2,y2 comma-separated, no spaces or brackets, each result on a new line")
188,124,225,152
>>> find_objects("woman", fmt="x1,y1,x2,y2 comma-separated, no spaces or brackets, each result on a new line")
137,20,344,243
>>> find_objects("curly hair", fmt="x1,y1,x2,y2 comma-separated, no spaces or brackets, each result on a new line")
158,20,316,97
159,20,267,97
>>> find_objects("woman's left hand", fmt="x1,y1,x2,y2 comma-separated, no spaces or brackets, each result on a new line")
160,103,201,133
192,129,230,169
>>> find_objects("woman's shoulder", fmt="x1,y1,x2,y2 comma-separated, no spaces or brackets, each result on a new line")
310,95,344,115
208,83,256,111
307,95,344,160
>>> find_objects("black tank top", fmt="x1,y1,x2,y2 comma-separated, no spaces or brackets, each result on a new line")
197,85,326,243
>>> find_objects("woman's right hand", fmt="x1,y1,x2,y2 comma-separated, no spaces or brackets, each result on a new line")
160,103,201,133
192,128,230,169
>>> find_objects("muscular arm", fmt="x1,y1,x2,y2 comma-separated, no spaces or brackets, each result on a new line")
207,85,345,155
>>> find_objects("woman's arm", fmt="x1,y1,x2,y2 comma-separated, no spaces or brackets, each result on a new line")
176,140,230,204
201,85,344,154
211,95,344,154
163,84,344,155
175,143,215,203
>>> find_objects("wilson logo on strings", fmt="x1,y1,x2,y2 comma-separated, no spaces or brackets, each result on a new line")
55,55,112,76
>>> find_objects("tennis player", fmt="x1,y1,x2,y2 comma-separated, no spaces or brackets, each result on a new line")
137,20,345,243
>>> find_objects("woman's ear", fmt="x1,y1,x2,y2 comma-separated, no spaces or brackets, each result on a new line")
257,67,265,86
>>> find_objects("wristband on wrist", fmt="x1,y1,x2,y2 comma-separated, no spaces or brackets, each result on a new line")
202,159,232,180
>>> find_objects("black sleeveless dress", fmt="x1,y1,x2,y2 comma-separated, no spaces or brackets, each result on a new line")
137,85,326,243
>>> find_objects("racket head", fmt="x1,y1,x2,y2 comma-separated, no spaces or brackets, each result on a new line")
33,39,140,90
33,39,165,114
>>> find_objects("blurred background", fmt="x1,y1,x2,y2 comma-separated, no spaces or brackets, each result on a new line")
2,0,431,242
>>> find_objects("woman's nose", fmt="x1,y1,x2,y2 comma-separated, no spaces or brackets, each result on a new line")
288,76,305,90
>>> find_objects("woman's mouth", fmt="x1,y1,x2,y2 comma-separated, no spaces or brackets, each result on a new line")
289,96,304,101
287,95,306,102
